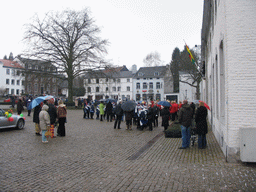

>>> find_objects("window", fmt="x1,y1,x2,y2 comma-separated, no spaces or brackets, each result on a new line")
126,95,130,100
136,83,140,89
112,87,116,92
6,69,10,75
136,94,141,101
156,82,160,89
118,86,121,91
17,80,20,85
11,89,14,94
127,86,130,91
87,87,91,93
149,82,153,89
11,79,15,85
127,78,130,82
143,82,147,89
22,80,25,86
16,70,20,76
138,72,143,76
156,94,161,101
16,89,19,95
106,87,108,91
96,87,99,92
6,79,9,85
154,72,159,76
142,94,147,100
96,79,99,83
34,84,38,91
113,78,116,82
12,69,15,76
117,79,121,83
137,78,140,80
106,78,108,82
88,79,91,84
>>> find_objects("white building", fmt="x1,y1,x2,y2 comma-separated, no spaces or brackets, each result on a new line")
83,66,133,101
132,66,174,102
179,71,197,102
201,0,256,162
0,59,25,96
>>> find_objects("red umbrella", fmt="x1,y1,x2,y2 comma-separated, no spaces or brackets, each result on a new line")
199,100,210,110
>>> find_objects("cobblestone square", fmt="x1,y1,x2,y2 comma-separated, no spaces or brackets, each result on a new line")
1,109,256,191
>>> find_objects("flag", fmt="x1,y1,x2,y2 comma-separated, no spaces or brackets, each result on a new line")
185,44,195,64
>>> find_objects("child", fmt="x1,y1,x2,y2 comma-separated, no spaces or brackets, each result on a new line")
39,104,50,143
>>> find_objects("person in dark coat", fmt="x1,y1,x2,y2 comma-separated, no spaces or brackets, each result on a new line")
47,98,57,138
114,101,123,129
178,100,194,149
153,102,160,127
195,101,208,149
160,106,170,131
33,102,43,136
106,101,113,122
17,99,24,115
147,103,154,131
125,110,133,130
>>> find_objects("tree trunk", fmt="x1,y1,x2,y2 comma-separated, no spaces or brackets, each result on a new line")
67,74,74,104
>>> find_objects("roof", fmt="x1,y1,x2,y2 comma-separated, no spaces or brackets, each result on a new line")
0,59,24,69
133,66,168,78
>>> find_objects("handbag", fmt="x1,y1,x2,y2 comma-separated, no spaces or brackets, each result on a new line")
45,130,51,137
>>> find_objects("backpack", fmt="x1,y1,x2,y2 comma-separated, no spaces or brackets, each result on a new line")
58,106,67,118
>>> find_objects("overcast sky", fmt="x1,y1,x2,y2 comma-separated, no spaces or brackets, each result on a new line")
0,0,203,69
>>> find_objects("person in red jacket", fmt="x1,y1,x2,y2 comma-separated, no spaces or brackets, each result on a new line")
170,101,177,121
172,101,179,121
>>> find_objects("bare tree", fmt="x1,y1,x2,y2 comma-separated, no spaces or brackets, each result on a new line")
143,51,163,67
22,8,109,103
179,46,202,99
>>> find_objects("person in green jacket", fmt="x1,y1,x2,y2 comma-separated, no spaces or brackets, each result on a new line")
99,101,105,121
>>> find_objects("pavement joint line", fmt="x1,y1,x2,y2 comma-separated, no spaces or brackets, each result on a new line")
127,132,164,160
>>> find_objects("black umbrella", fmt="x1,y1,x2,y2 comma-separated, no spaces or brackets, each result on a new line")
121,100,136,111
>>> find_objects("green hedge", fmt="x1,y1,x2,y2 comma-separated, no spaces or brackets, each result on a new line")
164,122,182,138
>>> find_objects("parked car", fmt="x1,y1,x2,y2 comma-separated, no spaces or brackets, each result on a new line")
0,109,25,129
4,98,18,104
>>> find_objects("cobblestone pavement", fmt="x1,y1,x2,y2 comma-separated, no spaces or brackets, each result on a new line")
1,109,256,192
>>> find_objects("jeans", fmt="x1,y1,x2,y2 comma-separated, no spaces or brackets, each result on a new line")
181,125,191,148
42,130,47,142
198,134,207,148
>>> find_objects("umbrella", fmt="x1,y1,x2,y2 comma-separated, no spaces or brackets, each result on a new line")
199,100,210,110
121,100,137,111
194,100,210,110
158,101,171,107
99,99,106,102
106,98,116,103
28,95,54,110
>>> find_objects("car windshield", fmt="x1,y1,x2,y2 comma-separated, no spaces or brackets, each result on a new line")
0,109,5,116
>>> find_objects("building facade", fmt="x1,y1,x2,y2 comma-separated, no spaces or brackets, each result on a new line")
201,0,256,162
132,66,174,102
15,57,58,96
83,66,133,101
0,59,25,96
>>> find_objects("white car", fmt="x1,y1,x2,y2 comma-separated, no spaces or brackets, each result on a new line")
0,109,25,130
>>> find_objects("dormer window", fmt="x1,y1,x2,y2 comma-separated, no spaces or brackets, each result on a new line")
138,72,143,76
154,72,159,76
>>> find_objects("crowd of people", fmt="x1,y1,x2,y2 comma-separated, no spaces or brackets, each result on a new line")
33,98,67,143
81,99,208,149
9,95,208,148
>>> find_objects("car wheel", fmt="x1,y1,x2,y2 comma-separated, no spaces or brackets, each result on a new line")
16,119,25,130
